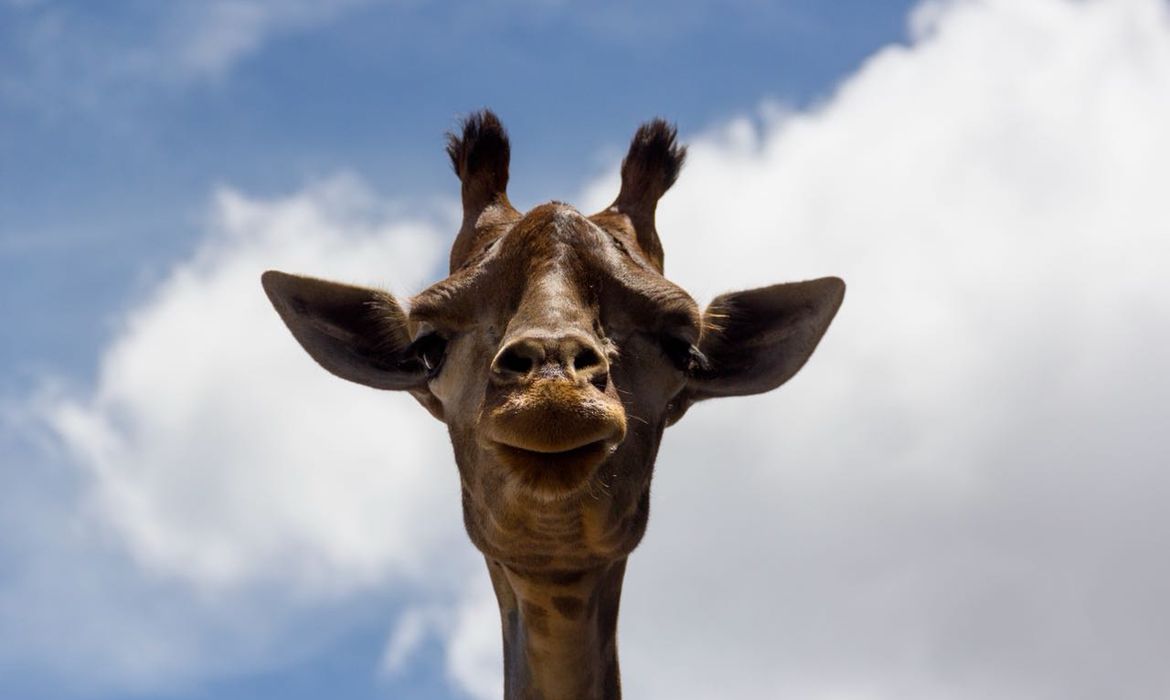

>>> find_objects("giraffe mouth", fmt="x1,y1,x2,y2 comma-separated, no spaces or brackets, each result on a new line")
488,439,613,493
481,379,627,494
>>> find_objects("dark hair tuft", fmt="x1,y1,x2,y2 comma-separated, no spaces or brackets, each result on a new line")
620,119,687,199
445,110,510,193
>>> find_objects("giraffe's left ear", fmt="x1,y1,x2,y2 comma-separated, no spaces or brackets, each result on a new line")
666,277,844,425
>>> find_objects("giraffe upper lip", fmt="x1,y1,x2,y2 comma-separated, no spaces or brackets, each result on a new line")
482,381,627,454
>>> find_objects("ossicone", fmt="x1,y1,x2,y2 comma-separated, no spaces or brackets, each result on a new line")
594,118,687,272
446,109,520,271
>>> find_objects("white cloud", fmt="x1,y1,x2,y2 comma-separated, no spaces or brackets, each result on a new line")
50,174,468,596
444,575,505,698
1,175,483,690
8,0,1170,697
581,0,1170,698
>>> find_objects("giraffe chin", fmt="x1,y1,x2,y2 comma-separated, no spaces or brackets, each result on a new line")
489,439,614,497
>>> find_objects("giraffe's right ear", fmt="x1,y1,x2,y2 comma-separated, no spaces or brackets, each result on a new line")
261,270,431,391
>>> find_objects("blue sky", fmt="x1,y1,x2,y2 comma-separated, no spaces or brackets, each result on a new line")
2,4,913,698
1,0,913,394
5,1,1170,699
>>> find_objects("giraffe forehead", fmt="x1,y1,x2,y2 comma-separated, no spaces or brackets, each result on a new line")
498,204,701,322
412,200,699,330
414,206,609,316
498,203,611,271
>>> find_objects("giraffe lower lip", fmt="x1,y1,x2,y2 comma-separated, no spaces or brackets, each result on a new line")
490,440,611,490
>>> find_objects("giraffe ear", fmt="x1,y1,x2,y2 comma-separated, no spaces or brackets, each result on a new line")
261,270,431,391
667,277,844,424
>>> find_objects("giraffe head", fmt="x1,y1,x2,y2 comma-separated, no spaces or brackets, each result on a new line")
262,111,844,574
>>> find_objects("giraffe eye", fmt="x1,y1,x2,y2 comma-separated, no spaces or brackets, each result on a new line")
659,334,707,374
412,332,448,377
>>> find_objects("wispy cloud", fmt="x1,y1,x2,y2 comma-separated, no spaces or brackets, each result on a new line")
1,0,374,111
0,0,819,116
168,0,375,79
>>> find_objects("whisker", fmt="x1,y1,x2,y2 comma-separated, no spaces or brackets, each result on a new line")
627,413,649,426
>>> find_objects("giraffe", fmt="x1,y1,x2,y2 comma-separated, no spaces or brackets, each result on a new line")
262,110,844,699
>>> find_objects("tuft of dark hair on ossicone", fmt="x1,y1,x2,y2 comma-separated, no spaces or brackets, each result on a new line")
446,109,511,195
619,118,687,204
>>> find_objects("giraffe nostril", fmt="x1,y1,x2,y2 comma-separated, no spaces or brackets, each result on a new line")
573,346,603,372
589,371,608,392
496,347,535,375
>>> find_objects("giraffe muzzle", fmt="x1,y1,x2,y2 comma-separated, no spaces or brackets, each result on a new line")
481,378,627,493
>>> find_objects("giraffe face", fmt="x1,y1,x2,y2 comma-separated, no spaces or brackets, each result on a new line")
261,111,845,572
402,202,704,568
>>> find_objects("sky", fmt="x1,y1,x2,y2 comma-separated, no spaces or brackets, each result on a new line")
2,1,1169,699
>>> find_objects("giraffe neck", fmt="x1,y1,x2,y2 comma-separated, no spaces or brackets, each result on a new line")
486,557,627,700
